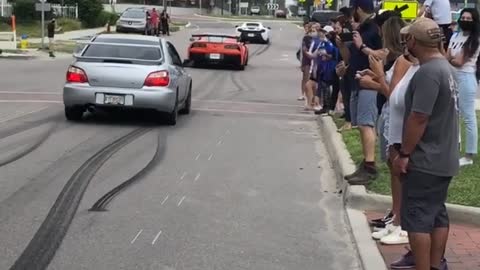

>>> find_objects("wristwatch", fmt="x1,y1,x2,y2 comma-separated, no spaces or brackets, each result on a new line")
360,44,367,50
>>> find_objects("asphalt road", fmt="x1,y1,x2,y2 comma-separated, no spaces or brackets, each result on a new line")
0,16,361,270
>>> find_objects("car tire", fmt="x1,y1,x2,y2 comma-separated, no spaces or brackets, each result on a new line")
179,84,192,115
65,106,84,121
264,38,270,44
165,92,179,125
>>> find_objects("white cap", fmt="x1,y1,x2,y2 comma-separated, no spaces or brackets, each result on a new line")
322,25,334,32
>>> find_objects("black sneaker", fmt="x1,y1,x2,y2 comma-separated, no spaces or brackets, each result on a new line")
347,167,377,185
390,248,415,269
344,162,365,180
369,210,394,228
314,108,328,115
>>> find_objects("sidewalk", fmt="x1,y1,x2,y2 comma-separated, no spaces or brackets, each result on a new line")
366,211,480,270
27,27,109,43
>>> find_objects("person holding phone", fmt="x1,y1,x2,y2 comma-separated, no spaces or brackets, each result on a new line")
343,0,383,185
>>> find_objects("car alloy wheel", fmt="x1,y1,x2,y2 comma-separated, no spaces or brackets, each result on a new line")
179,85,192,115
165,91,179,125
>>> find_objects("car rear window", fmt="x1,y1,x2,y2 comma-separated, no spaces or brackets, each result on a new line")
122,10,146,19
246,23,259,27
82,38,162,61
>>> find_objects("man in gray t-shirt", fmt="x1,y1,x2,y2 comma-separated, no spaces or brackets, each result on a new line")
394,18,459,270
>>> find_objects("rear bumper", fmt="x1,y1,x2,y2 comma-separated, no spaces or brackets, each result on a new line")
239,32,266,43
63,84,176,112
116,25,145,33
189,52,242,66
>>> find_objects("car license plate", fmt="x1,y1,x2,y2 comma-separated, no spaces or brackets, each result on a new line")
104,94,125,105
248,33,255,37
210,53,221,59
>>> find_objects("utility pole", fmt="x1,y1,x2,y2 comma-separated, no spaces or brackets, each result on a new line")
41,0,45,50
199,0,202,14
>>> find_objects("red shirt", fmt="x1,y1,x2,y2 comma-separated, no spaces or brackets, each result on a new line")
150,10,159,24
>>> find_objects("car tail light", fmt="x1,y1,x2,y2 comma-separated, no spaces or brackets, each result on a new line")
225,44,240,50
192,43,207,48
66,66,88,83
144,71,170,87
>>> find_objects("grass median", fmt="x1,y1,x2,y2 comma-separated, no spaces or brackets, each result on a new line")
333,114,480,207
0,18,82,38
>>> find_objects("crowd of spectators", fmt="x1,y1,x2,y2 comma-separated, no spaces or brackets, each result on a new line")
298,0,479,269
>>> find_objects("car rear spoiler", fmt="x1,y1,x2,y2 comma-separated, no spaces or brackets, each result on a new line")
190,34,240,41
73,41,163,64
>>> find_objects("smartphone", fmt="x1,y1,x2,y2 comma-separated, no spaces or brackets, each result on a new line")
339,32,354,42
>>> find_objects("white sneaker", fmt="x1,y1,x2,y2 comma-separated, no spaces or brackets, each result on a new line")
298,96,305,101
380,226,409,245
459,157,474,167
372,223,396,240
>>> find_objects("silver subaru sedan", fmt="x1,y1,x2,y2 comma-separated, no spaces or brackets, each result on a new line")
63,34,192,125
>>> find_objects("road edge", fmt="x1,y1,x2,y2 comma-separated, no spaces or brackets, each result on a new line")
317,115,387,270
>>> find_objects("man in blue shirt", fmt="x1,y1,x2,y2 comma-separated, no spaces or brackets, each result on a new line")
343,0,383,184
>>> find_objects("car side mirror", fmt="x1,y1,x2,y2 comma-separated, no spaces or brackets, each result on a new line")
267,27,271,29
189,37,195,42
235,25,238,28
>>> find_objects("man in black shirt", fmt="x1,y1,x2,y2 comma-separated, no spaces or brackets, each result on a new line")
47,18,56,58
343,0,383,185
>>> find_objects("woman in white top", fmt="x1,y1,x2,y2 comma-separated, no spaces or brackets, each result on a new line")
447,8,480,166
356,17,419,247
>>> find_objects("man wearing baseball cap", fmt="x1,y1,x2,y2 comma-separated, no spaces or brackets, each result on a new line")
393,18,459,270
343,0,383,184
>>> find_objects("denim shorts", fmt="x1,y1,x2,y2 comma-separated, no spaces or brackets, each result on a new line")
350,87,379,127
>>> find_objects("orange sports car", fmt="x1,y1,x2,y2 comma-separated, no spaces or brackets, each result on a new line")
185,34,249,70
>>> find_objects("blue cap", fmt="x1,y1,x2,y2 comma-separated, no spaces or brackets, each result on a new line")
350,0,374,11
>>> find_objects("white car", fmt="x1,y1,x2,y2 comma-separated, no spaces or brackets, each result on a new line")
235,22,271,44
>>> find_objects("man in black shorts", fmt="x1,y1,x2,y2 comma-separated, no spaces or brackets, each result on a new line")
394,18,459,270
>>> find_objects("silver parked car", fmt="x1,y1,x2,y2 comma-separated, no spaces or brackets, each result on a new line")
116,8,148,34
63,34,192,125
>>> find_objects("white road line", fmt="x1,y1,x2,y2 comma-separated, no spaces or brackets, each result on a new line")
217,140,223,146
282,54,289,57
161,195,169,205
178,196,186,206
193,108,316,118
195,154,201,160
0,100,62,104
151,231,162,245
208,154,213,161
131,229,143,244
0,106,50,124
180,172,188,180
193,99,300,108
0,91,60,94
194,173,201,182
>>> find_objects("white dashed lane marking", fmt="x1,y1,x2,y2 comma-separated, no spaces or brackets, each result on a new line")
130,229,143,244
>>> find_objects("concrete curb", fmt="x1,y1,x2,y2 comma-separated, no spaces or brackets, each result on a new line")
317,115,387,270
0,53,37,60
317,114,480,268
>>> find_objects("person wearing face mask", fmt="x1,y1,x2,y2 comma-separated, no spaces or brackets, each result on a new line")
447,8,480,166
298,22,313,101
393,18,459,270
314,26,339,115
343,0,383,185
303,24,324,111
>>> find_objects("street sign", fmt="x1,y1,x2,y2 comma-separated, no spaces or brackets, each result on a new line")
35,2,51,11
382,1,418,19
266,3,279,10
